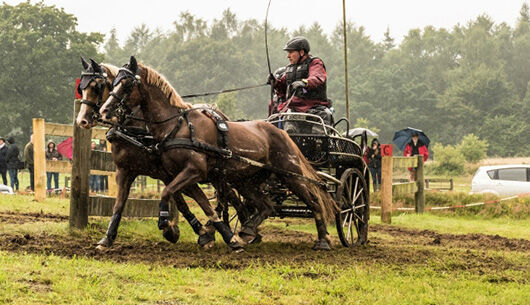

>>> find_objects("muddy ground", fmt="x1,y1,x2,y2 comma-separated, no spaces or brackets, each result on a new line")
1,212,529,277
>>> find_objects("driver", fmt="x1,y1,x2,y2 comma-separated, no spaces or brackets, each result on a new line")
268,36,332,133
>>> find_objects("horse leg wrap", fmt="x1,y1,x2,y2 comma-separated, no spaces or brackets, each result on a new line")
212,221,234,244
106,213,122,241
184,214,203,235
158,201,170,230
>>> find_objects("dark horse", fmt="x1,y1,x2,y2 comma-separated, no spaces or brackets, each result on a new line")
76,57,238,249
100,56,339,250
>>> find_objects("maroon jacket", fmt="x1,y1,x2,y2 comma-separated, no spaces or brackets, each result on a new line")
274,55,328,112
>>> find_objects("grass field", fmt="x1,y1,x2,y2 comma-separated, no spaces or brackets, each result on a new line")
0,194,529,304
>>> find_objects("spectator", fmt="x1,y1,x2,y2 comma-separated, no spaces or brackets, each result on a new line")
404,132,429,181
89,141,99,192
6,136,20,191
0,137,7,185
45,140,62,193
367,139,382,191
98,139,108,192
24,134,34,191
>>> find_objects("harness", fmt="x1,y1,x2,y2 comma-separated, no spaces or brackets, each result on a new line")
107,65,327,187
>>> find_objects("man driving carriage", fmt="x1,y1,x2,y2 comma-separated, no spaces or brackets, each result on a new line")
268,36,333,134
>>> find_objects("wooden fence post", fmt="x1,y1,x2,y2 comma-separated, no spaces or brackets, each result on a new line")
414,155,425,213
69,100,91,229
381,156,393,224
33,118,46,201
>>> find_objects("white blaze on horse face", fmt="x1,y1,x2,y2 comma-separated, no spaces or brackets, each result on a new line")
101,82,123,119
75,88,91,127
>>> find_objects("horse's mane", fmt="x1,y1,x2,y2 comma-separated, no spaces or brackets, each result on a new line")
100,63,120,79
138,63,192,109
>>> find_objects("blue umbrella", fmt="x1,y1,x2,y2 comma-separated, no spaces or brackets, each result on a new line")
393,127,430,151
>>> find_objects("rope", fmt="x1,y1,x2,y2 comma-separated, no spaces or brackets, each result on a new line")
370,193,529,211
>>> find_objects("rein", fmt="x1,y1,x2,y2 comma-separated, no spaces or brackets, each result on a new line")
180,83,268,99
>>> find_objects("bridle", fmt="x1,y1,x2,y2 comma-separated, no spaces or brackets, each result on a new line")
107,66,185,126
107,66,143,125
77,70,112,120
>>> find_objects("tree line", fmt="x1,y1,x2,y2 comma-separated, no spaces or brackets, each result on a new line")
1,2,528,156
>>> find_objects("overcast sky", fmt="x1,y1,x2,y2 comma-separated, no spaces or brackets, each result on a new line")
5,0,528,44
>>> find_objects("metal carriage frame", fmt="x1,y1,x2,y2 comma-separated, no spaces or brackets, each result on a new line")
225,113,370,247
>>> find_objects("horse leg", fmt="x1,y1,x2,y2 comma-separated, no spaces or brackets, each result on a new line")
181,184,216,248
286,180,332,250
213,181,251,226
97,168,136,250
237,185,274,244
160,166,243,251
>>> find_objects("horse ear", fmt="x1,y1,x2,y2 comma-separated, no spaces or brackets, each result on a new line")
81,57,89,70
129,56,138,72
89,58,102,73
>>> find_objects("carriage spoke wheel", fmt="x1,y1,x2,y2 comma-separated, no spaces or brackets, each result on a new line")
336,168,369,247
222,200,242,235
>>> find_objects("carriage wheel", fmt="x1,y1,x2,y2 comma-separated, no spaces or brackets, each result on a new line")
222,201,242,235
335,168,369,247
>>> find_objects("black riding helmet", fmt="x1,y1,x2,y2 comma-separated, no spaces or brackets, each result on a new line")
283,36,310,53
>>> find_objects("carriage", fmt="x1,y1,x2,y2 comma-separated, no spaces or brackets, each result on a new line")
223,112,370,247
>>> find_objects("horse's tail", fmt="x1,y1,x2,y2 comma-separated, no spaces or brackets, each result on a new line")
294,147,339,223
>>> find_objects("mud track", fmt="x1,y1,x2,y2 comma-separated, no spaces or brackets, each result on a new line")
0,212,528,276
0,211,68,224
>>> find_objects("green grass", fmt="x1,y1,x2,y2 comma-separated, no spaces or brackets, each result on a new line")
370,213,530,239
0,249,528,305
0,194,68,215
1,194,529,304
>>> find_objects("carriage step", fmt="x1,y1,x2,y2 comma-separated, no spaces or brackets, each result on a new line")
275,206,314,218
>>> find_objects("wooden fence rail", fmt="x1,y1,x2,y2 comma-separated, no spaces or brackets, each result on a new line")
33,100,162,229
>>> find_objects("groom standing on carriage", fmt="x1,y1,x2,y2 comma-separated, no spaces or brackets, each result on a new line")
268,36,333,133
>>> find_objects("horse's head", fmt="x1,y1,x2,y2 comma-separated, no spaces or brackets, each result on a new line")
100,56,142,122
76,57,114,128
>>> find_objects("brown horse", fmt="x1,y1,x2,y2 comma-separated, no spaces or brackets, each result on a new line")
100,56,339,250
76,57,235,249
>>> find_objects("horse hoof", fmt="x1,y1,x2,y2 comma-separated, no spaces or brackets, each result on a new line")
198,232,215,247
97,237,113,248
201,240,216,250
96,244,108,251
229,242,244,253
228,235,245,252
162,225,180,244
312,239,331,251
250,233,262,244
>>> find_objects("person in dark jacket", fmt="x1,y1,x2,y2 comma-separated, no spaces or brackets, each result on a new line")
6,136,20,191
45,140,62,192
24,134,34,191
0,137,8,185
366,139,382,191
269,36,332,134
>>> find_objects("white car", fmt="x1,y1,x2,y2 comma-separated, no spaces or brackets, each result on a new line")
471,165,530,196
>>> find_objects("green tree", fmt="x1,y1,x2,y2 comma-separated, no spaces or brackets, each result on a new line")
457,134,488,163
0,1,103,142
430,143,466,176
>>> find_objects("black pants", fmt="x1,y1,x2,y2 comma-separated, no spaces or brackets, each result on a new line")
28,165,34,191
0,168,6,185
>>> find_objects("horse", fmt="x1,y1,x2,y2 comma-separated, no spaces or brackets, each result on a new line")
100,56,339,250
76,58,246,250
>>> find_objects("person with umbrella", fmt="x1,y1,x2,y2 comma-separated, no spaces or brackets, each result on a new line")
404,132,429,181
